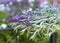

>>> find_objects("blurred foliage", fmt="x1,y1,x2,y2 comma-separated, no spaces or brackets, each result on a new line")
0,31,15,43
0,3,60,43
0,11,9,25
56,30,60,43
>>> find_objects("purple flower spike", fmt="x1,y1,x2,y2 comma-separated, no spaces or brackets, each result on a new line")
13,14,25,22
8,14,25,23
7,18,16,23
24,20,30,27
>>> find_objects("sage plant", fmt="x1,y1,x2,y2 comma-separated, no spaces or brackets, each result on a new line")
7,7,60,40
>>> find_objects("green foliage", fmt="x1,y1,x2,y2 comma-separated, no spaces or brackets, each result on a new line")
0,11,9,25
7,7,60,43
1,7,60,43
0,31,15,43
56,30,60,43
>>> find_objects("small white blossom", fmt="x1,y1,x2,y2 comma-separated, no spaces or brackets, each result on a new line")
22,10,27,14
28,0,34,2
1,24,7,28
5,4,10,11
9,2,13,5
17,36,19,39
43,1,48,5
17,0,22,2
30,3,34,7
27,8,32,12
0,4,5,11
40,1,49,8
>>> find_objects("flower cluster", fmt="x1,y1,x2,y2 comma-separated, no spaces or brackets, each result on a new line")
7,8,41,26
7,7,60,40
1,0,60,42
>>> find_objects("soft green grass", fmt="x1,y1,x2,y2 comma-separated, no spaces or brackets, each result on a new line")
0,30,60,43
56,30,60,43
0,31,15,43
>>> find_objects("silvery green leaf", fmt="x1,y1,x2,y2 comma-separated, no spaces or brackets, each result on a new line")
20,28,27,35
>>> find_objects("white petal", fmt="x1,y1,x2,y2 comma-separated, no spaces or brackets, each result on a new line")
1,24,7,28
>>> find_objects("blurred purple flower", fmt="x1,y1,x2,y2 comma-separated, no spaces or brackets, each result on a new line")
28,0,34,3
7,18,16,23
22,0,27,2
37,0,46,2
27,12,33,21
3,0,17,2
27,3,31,7
7,14,25,23
53,3,60,7
24,20,30,27
10,8,17,16
14,14,25,22
34,8,40,13
21,0,28,7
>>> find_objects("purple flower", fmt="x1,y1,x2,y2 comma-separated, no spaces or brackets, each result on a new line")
22,0,27,2
26,12,33,21
7,18,16,23
37,0,46,2
53,3,60,7
14,14,24,20
7,14,25,23
3,0,17,2
24,20,30,27
10,8,17,16
27,3,31,7
35,8,40,11
21,0,28,7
